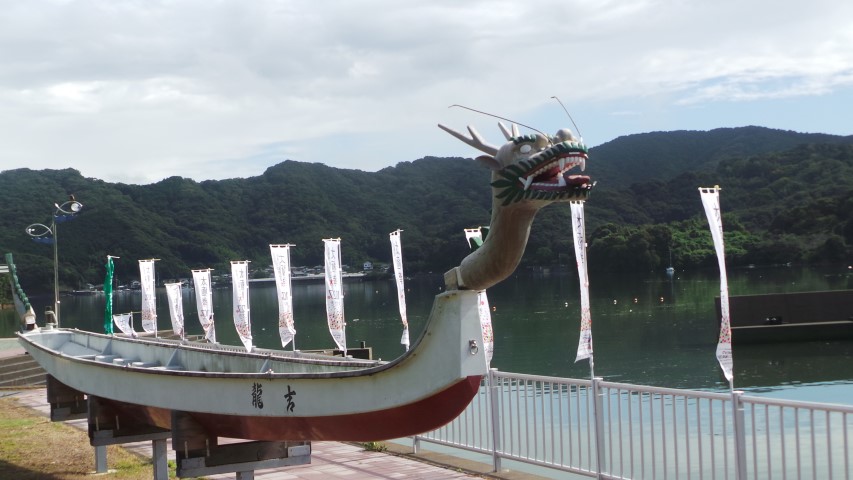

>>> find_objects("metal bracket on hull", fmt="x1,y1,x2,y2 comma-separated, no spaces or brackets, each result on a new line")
46,375,87,421
172,410,311,478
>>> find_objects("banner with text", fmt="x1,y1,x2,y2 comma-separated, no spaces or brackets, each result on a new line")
192,269,216,343
465,228,494,363
571,202,593,363
390,230,409,350
700,187,734,385
139,260,157,334
164,283,185,339
324,238,346,353
270,244,296,348
231,261,252,352
477,291,494,365
103,256,114,334
113,313,136,337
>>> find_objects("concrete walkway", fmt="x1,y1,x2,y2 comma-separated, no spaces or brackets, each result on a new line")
2,340,548,480
9,387,483,479
0,337,23,358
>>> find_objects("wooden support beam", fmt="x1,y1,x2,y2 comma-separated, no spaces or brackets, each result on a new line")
46,375,87,421
87,396,171,446
172,410,311,478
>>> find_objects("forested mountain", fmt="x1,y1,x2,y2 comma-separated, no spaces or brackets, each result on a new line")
587,142,853,271
591,126,853,190
1,126,851,294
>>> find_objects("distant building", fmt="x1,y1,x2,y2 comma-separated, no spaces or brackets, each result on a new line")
363,261,373,271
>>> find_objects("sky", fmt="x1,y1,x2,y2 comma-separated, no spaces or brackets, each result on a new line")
1,0,852,185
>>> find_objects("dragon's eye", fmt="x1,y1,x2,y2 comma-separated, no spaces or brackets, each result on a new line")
519,144,532,154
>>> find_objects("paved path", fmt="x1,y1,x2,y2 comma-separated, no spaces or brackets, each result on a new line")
9,387,485,479
0,337,24,358
3,342,546,479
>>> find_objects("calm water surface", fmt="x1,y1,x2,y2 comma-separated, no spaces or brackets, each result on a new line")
4,266,852,403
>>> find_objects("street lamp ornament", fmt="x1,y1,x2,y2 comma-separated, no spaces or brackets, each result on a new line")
25,223,54,244
54,199,83,223
23,196,83,328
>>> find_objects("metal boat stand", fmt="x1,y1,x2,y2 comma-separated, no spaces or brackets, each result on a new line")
45,375,311,479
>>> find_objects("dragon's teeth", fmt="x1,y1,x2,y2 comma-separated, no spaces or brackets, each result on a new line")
581,157,586,172
522,176,534,190
559,158,566,170
557,174,567,187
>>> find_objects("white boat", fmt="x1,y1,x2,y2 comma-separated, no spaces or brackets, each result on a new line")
18,290,485,441
17,120,592,442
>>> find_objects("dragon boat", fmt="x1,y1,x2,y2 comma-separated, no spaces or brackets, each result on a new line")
17,121,592,442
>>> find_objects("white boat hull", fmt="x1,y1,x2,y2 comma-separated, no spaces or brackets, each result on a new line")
19,290,488,441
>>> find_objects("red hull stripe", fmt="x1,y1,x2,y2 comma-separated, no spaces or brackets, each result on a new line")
187,375,483,441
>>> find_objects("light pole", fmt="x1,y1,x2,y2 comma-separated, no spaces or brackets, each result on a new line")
25,198,83,328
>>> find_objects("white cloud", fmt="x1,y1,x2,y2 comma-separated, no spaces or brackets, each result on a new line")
1,0,852,183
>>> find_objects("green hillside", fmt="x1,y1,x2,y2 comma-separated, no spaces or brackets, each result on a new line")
590,126,853,190
2,127,851,293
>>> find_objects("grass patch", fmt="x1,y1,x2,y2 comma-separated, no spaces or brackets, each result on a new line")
0,395,169,479
361,441,388,452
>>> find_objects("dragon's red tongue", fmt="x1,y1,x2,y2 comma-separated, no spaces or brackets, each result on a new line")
565,173,591,186
533,166,562,183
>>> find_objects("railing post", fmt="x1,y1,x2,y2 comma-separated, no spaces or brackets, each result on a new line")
731,390,748,480
592,377,606,479
412,436,420,454
488,368,502,472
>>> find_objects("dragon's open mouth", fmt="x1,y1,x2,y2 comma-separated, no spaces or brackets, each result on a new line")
491,141,593,205
520,151,589,191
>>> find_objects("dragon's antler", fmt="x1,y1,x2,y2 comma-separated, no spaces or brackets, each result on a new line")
497,122,520,141
437,124,499,156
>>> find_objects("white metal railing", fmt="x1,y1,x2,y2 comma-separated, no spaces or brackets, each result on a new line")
413,369,853,479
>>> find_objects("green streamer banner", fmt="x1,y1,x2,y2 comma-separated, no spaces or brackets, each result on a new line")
103,256,114,334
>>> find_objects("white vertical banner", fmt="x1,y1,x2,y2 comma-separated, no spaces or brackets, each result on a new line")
113,313,137,337
464,227,495,363
464,228,483,249
389,230,409,350
139,259,158,334
192,269,216,343
164,283,185,339
231,261,252,352
700,186,734,385
570,202,593,363
477,291,495,365
323,238,346,354
270,244,297,349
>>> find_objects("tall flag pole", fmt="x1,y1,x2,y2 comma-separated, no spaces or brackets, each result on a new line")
700,186,735,388
464,227,494,365
270,244,297,350
139,259,159,336
192,268,216,343
389,230,410,351
570,201,594,376
103,255,118,334
323,238,346,356
164,283,185,340
231,260,253,352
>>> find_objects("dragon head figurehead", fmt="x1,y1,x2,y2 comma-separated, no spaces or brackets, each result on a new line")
439,122,593,291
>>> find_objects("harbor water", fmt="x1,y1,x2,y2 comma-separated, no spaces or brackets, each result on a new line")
3,265,852,404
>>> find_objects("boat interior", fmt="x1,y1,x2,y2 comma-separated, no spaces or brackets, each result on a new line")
26,329,383,375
